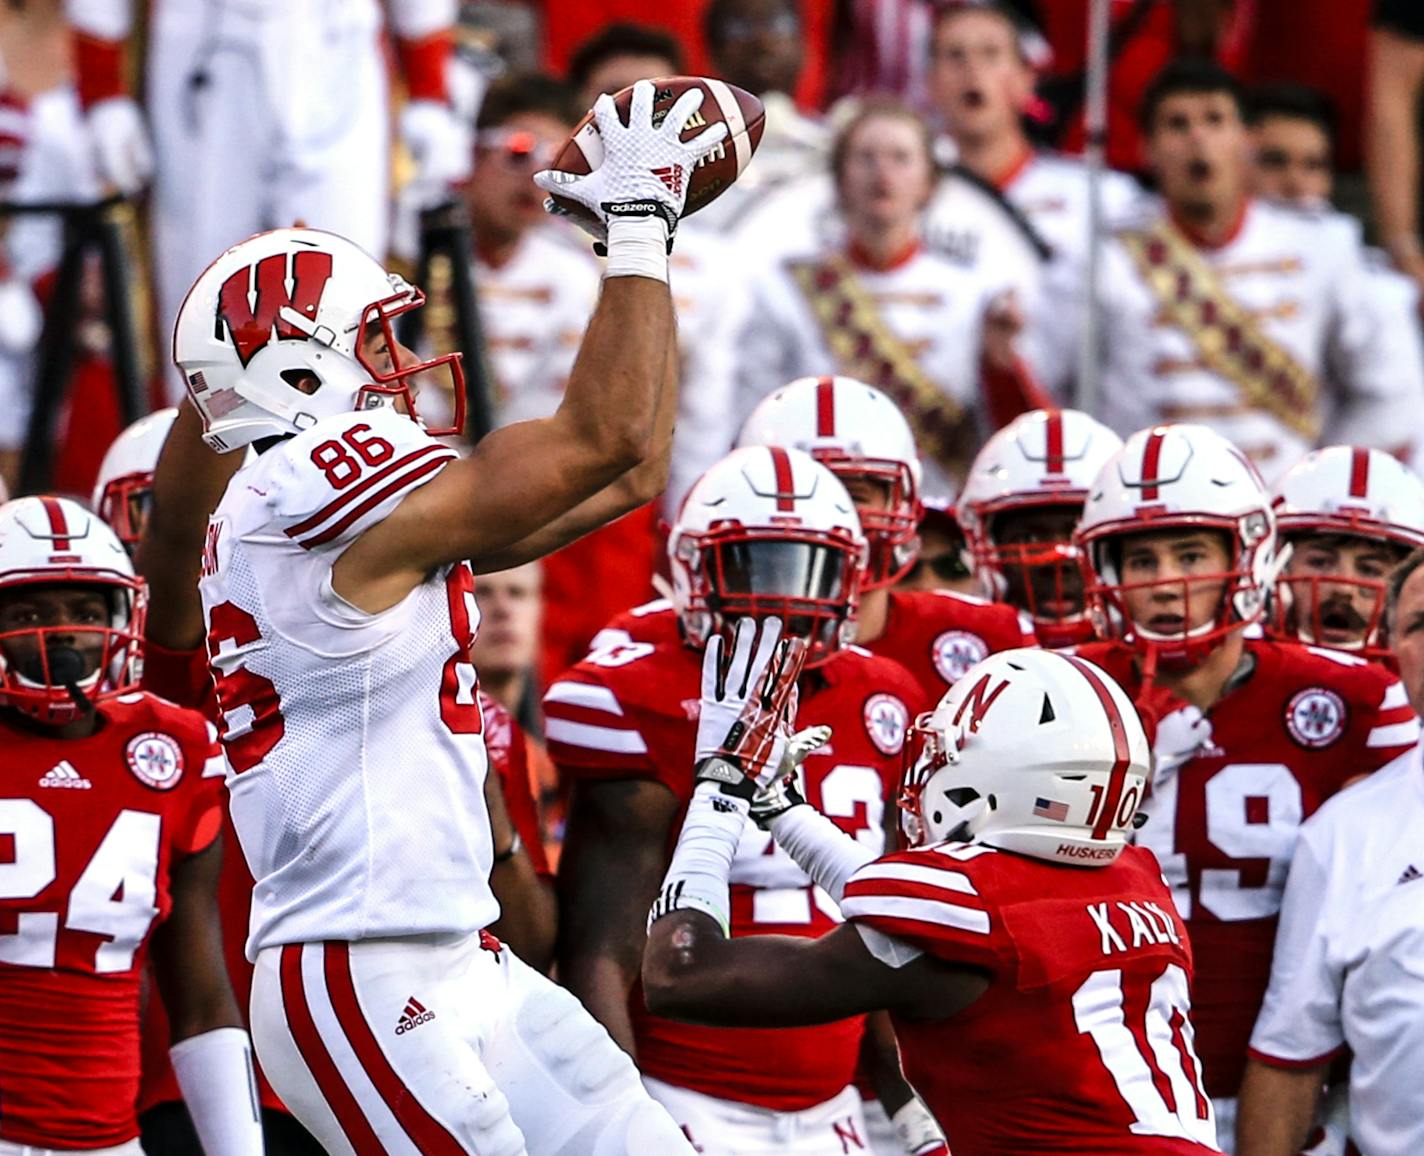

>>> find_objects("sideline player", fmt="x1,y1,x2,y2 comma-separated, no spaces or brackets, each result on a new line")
738,375,1034,702
642,631,1221,1156
547,447,927,1155
959,408,1123,648
0,496,260,1154
1072,424,1419,1146
178,80,725,1152
1269,445,1424,660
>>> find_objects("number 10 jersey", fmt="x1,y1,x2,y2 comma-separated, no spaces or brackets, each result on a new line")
199,409,498,958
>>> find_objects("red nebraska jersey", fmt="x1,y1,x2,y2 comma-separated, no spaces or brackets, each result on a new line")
480,692,550,878
546,600,925,1111
865,590,1036,706
138,641,289,1116
843,843,1219,1155
1076,638,1418,1098
0,694,224,1147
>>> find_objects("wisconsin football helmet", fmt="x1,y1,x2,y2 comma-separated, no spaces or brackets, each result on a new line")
738,376,922,588
173,227,465,452
0,496,146,724
899,648,1150,865
669,446,866,660
1271,445,1424,654
1076,424,1276,665
959,409,1123,647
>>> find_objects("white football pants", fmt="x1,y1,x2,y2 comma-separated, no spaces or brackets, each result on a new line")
146,0,390,402
642,1077,868,1156
251,932,694,1155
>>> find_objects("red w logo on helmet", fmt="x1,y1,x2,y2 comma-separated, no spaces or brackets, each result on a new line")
217,251,334,367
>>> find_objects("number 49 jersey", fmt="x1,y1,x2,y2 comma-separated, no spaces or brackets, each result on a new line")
546,601,926,1112
0,694,224,1148
199,408,499,958
844,843,1218,1155
1076,638,1418,1099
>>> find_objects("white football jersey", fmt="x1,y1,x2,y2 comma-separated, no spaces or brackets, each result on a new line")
1038,197,1424,480
999,151,1142,268
1250,744,1424,1156
199,407,497,957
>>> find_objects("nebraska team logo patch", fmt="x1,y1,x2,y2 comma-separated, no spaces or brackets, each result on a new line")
931,630,989,685
863,693,909,756
126,733,185,790
1285,688,1348,749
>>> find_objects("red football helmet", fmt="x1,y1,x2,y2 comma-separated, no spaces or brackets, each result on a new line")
669,446,867,661
0,497,146,725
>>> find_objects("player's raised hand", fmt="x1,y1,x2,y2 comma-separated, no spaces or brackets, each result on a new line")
534,80,728,241
694,617,807,798
748,725,832,828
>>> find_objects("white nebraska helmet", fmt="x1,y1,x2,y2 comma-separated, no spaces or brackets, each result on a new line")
1076,424,1276,663
0,496,146,724
959,409,1123,646
669,446,867,659
1271,445,1424,652
900,648,1150,865
738,376,922,588
173,227,465,452
91,407,177,551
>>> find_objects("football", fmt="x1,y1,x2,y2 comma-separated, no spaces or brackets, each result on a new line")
548,77,766,226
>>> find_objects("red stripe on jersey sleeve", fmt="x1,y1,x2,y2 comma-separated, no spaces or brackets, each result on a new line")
294,453,455,549
286,443,454,537
1362,678,1420,765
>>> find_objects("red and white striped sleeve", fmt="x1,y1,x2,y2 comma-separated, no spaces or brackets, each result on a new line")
270,410,457,554
840,849,1004,971
1363,677,1420,762
543,674,657,781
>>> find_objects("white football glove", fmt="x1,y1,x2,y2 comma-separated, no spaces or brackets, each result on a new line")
749,725,833,828
533,79,728,241
1152,702,1212,791
400,99,472,208
83,97,153,196
694,617,807,799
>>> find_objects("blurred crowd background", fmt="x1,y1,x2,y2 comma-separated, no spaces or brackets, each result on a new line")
6,0,1424,849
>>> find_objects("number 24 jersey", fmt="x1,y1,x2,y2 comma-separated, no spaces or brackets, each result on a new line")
199,408,498,957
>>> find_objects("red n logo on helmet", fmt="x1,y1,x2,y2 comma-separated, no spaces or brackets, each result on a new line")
217,251,334,367
952,673,1009,733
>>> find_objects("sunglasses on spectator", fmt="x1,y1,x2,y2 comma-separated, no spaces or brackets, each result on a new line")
478,128,558,168
904,552,971,583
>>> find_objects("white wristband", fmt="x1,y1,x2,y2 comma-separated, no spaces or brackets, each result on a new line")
649,782,748,935
170,1027,263,1156
768,803,876,903
604,216,670,282
892,1097,948,1155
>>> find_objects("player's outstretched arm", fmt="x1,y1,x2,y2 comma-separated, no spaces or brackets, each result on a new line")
149,841,263,1155
556,777,682,1055
135,402,245,650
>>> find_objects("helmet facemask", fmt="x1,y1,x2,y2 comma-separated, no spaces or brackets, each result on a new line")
898,711,995,848
978,502,1091,647
350,288,467,438
1273,531,1410,656
817,455,922,590
94,473,155,555
681,524,862,663
0,577,147,725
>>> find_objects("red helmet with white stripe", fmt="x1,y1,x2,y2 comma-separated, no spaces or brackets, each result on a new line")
1270,446,1424,654
959,409,1123,647
669,446,867,659
900,648,1150,864
1076,424,1276,665
0,496,146,725
737,376,923,588
174,228,465,452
